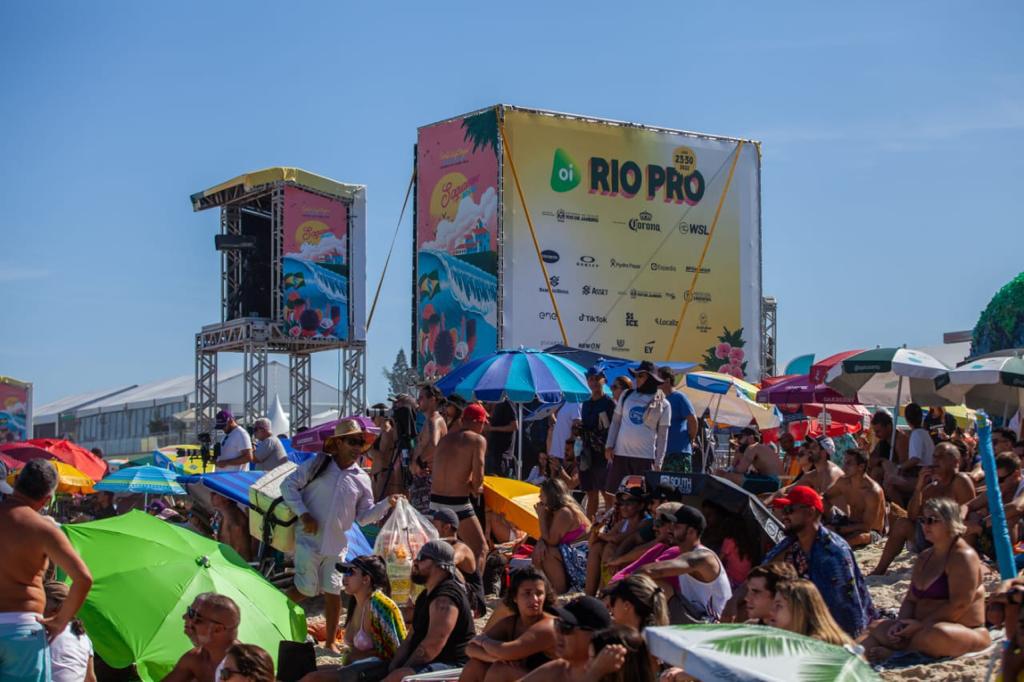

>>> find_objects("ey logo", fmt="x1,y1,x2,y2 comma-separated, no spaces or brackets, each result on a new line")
550,148,580,192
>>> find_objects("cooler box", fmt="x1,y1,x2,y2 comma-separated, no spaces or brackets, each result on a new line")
249,462,298,552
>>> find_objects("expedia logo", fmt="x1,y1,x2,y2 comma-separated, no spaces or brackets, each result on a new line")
628,211,661,233
582,285,608,296
577,255,598,268
651,262,677,272
541,249,560,264
677,219,709,236
655,317,678,327
610,258,641,270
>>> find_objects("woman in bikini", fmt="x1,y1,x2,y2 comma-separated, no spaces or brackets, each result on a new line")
461,567,558,681
861,496,990,663
300,555,406,682
533,478,591,593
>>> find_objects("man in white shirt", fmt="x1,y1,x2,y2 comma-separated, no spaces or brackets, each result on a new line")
281,418,374,652
882,402,934,507
251,417,289,471
213,410,253,471
603,360,671,491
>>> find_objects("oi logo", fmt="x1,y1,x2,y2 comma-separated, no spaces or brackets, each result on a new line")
550,148,580,192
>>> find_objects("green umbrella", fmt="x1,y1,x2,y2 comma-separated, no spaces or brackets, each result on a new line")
645,624,878,682
62,511,305,681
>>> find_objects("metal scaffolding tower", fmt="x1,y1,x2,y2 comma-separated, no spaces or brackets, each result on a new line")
761,296,778,379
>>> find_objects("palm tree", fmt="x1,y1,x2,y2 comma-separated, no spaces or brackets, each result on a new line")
461,108,498,156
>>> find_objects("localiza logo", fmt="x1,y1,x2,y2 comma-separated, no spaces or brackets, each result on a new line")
541,249,560,264
550,148,581,192
655,317,678,327
628,211,661,232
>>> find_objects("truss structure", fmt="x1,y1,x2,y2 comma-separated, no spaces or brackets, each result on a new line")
289,353,312,431
761,296,777,379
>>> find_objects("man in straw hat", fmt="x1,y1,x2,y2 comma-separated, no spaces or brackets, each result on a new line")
281,418,375,651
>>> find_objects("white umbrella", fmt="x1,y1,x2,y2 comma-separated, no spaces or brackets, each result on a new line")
934,354,1024,421
824,347,952,408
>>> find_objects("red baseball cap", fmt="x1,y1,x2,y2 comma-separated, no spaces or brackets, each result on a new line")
462,403,489,424
770,485,823,513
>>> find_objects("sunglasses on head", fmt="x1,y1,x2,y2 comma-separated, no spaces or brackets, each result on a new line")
186,606,224,626
555,618,595,634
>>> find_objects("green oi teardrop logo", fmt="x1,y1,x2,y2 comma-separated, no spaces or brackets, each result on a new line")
550,148,580,192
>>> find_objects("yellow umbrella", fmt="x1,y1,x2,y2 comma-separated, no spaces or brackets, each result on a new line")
8,460,95,494
483,476,540,539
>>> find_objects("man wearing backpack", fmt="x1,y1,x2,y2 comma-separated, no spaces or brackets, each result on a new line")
604,361,672,491
281,419,375,652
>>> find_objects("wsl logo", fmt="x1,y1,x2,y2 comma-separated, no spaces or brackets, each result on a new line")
550,149,581,193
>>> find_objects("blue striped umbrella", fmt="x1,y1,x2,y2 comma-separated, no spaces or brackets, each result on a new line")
436,348,590,403
95,464,186,496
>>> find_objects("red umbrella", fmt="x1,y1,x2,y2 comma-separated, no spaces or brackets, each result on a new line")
809,350,865,384
0,439,108,481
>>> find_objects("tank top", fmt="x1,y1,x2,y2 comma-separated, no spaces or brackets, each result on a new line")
408,576,475,665
675,544,733,621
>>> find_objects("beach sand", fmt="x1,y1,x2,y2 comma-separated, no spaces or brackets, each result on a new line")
305,544,1003,681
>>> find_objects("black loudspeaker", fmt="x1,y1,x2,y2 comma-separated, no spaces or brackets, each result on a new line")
236,210,272,319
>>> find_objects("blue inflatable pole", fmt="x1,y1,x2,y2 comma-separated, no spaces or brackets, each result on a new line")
978,411,1017,579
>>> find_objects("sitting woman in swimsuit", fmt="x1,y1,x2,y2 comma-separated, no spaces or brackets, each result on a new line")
300,555,406,682
861,497,991,663
533,478,591,594
461,567,558,682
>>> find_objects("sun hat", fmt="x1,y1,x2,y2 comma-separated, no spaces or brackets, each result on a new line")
770,485,824,513
628,360,668,383
323,418,375,453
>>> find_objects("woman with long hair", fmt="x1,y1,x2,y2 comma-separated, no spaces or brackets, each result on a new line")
45,581,96,682
861,497,990,662
461,566,558,681
219,644,275,682
770,579,853,647
604,575,669,631
586,624,655,682
302,555,407,682
532,478,591,593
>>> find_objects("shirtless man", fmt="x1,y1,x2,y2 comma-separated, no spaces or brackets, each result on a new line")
800,437,845,496
871,442,975,575
410,384,448,514
0,459,93,682
210,492,251,561
824,448,886,548
430,402,487,573
163,593,241,682
715,427,783,494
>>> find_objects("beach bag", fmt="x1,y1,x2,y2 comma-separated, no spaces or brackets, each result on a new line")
373,497,438,605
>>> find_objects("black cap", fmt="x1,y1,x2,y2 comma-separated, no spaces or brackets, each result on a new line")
551,596,611,631
430,507,460,529
673,504,707,535
616,485,645,502
739,426,760,440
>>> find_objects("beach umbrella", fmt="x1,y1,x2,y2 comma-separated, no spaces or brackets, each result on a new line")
436,348,590,478
682,371,780,432
0,438,108,481
483,476,540,539
809,350,865,384
756,374,857,406
62,511,306,681
6,460,95,494
645,623,878,682
94,464,185,503
824,347,952,408
934,354,1024,420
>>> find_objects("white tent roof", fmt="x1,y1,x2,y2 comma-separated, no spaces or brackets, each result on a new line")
34,384,138,423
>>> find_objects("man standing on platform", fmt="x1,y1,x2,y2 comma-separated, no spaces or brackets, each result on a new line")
604,361,671,488
0,460,93,682
281,419,375,652
252,418,288,471
214,410,253,471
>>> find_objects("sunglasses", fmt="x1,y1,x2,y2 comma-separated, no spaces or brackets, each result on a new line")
219,668,242,680
555,618,596,634
340,436,366,446
781,504,810,515
921,516,942,526
186,606,224,626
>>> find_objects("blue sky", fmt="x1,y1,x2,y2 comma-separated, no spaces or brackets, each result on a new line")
2,2,1022,406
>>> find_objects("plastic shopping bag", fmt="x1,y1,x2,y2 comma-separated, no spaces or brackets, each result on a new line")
373,497,438,606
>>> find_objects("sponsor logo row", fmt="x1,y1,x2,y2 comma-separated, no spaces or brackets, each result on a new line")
540,249,709,275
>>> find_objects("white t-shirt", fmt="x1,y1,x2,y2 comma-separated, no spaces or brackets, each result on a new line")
50,627,93,682
548,402,582,459
217,426,253,471
908,428,935,466
609,391,671,462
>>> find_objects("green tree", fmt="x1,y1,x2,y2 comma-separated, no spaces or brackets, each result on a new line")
461,108,499,156
382,348,420,397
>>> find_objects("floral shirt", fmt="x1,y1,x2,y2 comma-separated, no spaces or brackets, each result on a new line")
762,524,875,637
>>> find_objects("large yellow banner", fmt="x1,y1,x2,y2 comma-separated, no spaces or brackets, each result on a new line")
500,108,762,377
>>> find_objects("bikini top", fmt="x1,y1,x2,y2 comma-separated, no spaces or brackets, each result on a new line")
561,523,588,545
911,572,950,600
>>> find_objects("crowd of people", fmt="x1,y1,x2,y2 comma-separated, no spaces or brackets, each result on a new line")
5,364,1024,682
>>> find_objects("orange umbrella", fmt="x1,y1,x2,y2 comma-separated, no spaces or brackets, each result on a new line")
7,460,95,494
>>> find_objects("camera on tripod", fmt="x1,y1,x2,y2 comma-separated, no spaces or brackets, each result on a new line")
196,432,213,472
